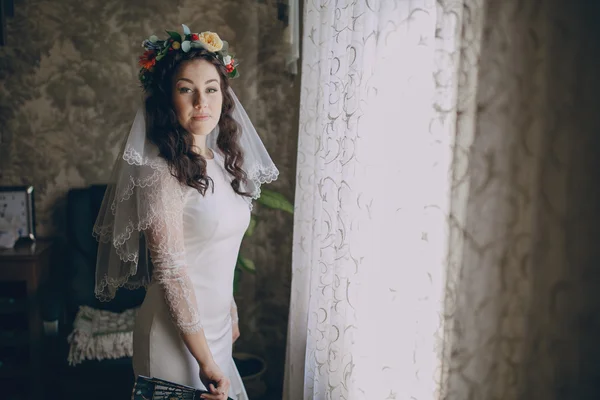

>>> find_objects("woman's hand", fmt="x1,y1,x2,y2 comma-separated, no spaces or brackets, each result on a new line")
232,322,240,344
199,361,230,400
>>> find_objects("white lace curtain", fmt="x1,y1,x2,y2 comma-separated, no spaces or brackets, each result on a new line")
284,1,476,398
285,0,599,399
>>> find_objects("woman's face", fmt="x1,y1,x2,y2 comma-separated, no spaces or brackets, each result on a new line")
172,59,223,137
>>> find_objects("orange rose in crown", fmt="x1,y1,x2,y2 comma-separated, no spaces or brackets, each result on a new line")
194,31,224,52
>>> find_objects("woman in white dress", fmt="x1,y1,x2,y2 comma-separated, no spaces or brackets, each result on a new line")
92,25,278,400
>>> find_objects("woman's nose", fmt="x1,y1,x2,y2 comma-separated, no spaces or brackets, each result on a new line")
194,93,207,109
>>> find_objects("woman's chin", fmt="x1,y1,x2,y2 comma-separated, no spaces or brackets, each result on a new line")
188,122,216,136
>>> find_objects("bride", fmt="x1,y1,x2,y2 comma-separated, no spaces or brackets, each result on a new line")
93,25,278,400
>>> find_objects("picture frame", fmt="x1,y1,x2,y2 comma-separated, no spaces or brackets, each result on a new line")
0,185,36,241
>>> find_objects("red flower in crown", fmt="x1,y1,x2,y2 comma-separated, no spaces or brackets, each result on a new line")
191,33,199,41
139,50,157,70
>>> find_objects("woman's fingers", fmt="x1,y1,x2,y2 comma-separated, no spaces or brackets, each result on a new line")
200,394,227,399
214,377,231,392
200,383,228,400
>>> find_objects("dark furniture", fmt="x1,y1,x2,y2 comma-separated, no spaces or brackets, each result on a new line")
41,185,145,400
0,240,53,400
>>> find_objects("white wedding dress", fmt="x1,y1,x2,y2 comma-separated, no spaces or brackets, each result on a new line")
132,150,250,399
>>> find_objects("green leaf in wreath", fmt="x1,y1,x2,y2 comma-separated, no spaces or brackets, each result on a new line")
155,45,170,61
166,30,182,42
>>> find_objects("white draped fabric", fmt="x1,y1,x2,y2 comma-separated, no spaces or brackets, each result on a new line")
284,1,474,399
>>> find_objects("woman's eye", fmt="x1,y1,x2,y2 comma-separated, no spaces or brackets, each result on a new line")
207,87,218,94
178,87,192,94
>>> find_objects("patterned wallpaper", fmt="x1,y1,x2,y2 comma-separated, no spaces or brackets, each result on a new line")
0,0,298,393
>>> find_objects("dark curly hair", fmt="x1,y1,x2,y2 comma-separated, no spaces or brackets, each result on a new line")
144,48,249,197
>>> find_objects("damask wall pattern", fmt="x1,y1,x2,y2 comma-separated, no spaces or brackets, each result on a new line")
0,0,298,392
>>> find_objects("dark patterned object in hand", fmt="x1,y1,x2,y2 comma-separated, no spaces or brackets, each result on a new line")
132,376,233,400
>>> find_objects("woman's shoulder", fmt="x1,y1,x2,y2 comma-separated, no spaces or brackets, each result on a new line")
143,157,186,194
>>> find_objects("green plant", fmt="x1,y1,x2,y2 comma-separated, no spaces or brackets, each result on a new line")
234,189,294,293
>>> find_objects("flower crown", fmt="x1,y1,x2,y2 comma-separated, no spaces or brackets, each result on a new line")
138,24,239,91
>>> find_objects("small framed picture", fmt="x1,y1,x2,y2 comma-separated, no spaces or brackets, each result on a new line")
0,186,36,241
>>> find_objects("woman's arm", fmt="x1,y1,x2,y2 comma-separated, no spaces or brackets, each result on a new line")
181,331,216,368
144,172,214,367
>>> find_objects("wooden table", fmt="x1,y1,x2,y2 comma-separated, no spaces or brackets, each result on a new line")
0,240,53,400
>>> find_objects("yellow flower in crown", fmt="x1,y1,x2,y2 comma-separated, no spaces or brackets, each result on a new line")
195,31,223,52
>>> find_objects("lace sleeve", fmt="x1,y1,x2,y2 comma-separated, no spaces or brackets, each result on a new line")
144,170,202,334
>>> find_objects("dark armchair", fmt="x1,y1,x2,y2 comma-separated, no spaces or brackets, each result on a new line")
40,185,145,400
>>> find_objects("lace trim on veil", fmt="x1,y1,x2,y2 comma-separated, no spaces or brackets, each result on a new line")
93,146,172,300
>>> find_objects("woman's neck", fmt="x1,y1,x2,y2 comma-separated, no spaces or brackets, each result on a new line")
192,135,213,159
